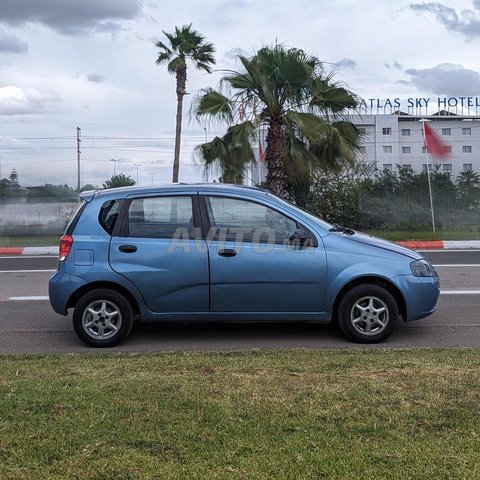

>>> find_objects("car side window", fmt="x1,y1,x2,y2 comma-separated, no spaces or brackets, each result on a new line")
126,196,193,239
205,196,305,245
98,200,123,235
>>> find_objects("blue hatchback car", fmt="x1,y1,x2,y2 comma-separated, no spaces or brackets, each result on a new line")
49,184,440,347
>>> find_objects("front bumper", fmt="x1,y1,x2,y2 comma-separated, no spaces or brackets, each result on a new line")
395,274,440,322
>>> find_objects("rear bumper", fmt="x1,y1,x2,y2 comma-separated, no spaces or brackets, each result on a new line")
49,269,87,315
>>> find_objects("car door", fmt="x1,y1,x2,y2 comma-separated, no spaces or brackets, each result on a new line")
203,195,327,314
109,194,209,313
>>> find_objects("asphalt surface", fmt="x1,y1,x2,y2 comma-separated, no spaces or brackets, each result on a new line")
0,250,479,353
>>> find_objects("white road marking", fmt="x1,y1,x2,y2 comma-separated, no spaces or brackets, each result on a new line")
6,292,480,302
0,270,56,273
434,264,480,267
440,290,480,295
9,296,50,301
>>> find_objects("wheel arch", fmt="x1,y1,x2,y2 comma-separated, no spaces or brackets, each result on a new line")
331,276,407,322
67,281,141,318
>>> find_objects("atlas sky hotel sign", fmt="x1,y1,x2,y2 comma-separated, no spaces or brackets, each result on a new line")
356,96,480,115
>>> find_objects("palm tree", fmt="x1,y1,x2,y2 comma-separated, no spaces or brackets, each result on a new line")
155,24,215,183
193,44,362,197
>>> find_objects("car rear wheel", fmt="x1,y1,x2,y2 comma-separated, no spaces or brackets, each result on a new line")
337,284,399,343
73,289,133,347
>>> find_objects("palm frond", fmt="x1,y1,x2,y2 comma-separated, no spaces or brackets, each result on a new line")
193,88,233,124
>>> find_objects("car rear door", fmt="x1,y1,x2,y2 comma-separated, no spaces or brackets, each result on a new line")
109,193,209,313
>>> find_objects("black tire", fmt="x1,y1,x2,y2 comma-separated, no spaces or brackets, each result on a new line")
337,284,399,343
73,288,134,347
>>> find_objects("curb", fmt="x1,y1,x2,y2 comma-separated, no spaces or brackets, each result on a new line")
397,240,480,250
0,246,59,256
1,240,480,256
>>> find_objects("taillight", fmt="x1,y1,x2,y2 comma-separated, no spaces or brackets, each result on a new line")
59,234,73,261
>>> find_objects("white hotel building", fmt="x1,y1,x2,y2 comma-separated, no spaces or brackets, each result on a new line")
353,111,480,177
250,96,480,183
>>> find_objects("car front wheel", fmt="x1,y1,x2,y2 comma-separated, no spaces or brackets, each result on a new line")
73,289,134,347
337,284,399,343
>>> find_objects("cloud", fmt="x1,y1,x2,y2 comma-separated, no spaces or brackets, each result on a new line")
409,1,480,39
404,63,480,96
335,58,357,68
0,85,61,115
384,61,403,70
0,0,142,36
87,73,105,83
0,30,28,53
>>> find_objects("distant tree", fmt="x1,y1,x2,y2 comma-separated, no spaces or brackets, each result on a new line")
155,23,216,182
80,184,98,192
456,170,480,209
103,174,135,189
9,168,19,185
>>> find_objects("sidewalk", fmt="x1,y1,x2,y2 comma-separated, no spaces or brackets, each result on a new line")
1,240,480,256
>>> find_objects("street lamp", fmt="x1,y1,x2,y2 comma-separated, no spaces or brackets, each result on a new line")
110,159,120,176
149,172,156,185
133,163,141,185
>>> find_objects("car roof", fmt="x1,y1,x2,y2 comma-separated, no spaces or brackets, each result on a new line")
80,183,270,202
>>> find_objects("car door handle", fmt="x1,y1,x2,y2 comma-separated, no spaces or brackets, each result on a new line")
218,248,237,257
119,245,137,253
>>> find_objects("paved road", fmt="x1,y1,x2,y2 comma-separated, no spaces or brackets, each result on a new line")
0,250,479,353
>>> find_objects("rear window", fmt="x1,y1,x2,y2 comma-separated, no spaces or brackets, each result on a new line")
99,200,123,234
64,201,87,235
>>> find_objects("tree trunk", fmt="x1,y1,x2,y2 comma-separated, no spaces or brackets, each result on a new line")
173,67,187,183
265,121,286,196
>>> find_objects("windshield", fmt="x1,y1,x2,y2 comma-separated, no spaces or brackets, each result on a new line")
268,194,334,232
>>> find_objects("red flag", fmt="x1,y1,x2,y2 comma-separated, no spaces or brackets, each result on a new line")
258,138,265,162
423,122,450,159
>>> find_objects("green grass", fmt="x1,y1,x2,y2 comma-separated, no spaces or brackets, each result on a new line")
0,235,60,247
1,349,479,479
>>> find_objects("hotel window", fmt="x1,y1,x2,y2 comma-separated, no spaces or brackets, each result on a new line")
422,164,433,172
382,145,393,153
422,146,427,153
442,164,452,173
442,146,452,154
463,163,472,172
383,164,393,171
462,127,471,135
441,128,451,135
402,164,412,169
382,127,391,135
401,129,411,136
463,146,472,153
401,146,411,154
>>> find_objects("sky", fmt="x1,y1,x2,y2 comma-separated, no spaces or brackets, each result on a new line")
0,0,479,187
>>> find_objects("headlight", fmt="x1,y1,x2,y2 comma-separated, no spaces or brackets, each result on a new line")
410,259,437,277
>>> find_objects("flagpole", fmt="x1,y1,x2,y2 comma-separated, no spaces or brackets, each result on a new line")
421,119,436,233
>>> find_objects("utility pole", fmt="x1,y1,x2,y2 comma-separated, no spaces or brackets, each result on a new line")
76,127,81,191
133,163,141,185
110,158,120,176
149,172,156,185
